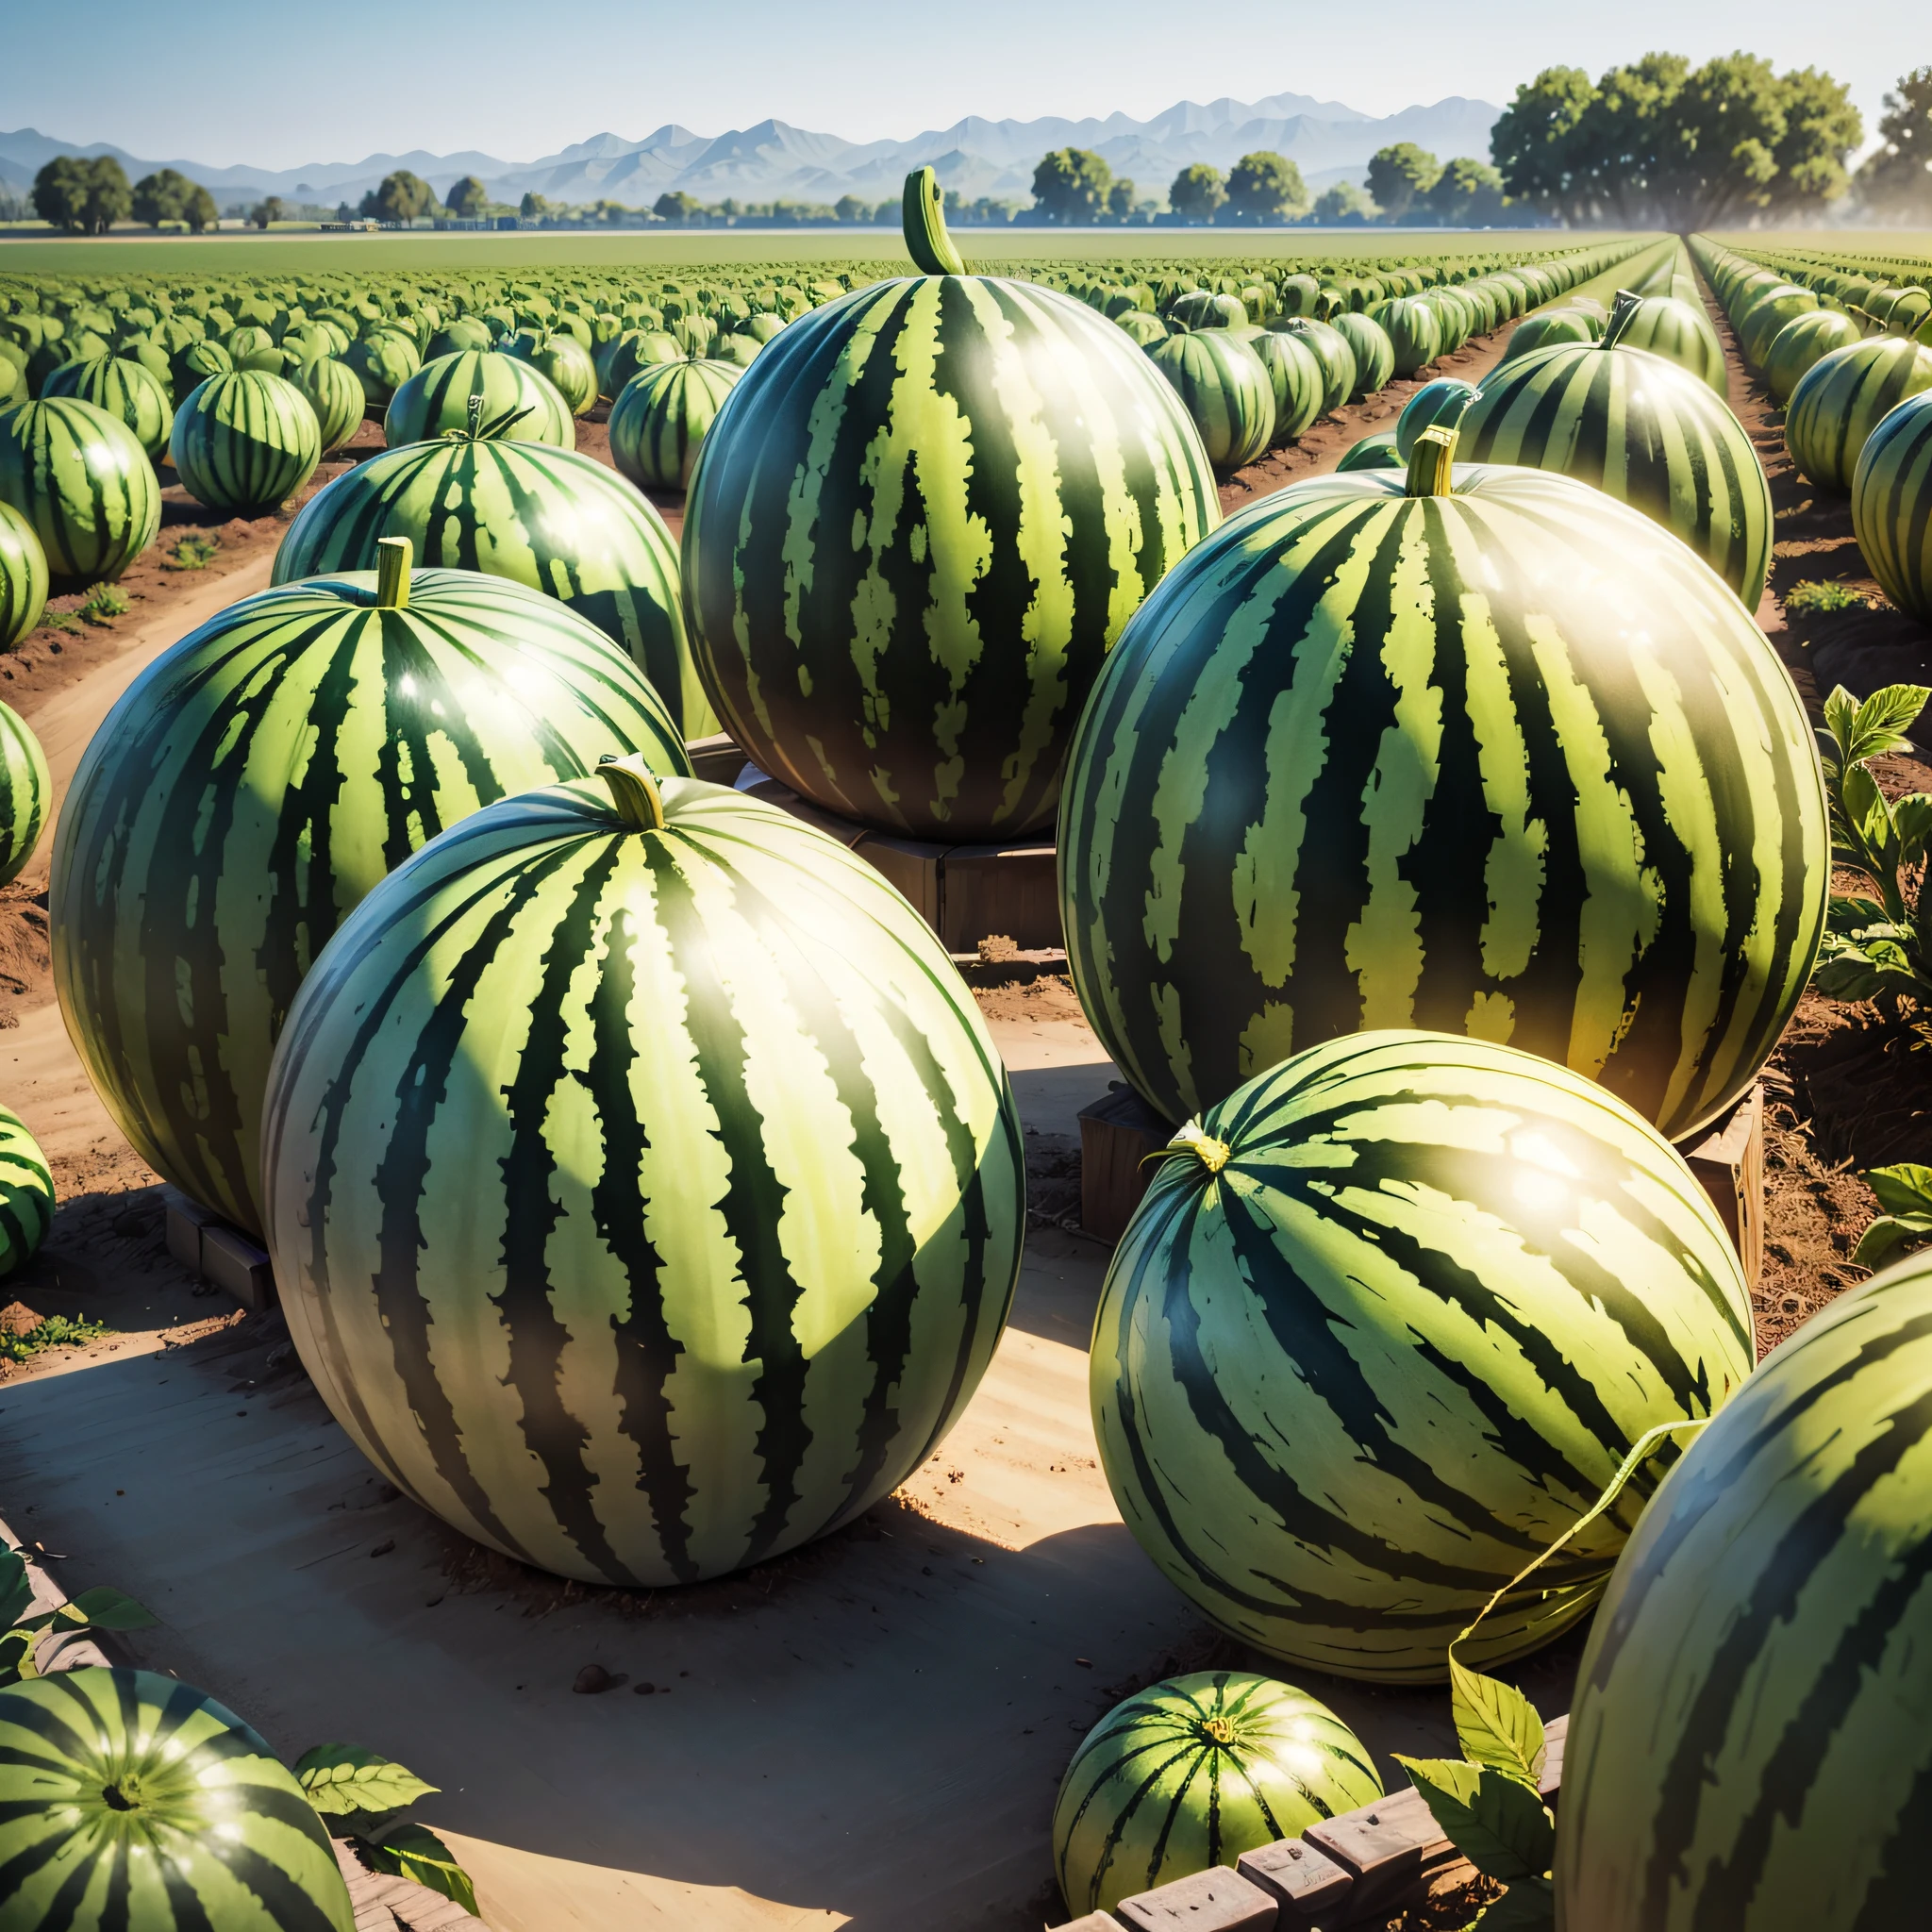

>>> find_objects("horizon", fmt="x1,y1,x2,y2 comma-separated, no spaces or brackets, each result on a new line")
4,1,1914,173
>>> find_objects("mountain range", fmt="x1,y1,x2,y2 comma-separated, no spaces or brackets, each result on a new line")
0,93,1500,211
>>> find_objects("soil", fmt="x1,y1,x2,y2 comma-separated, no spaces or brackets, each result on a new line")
0,288,1926,1929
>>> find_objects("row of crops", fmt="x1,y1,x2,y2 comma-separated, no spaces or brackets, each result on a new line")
0,178,1924,1928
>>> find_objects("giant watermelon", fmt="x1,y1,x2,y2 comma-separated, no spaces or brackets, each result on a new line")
259,763,1024,1586
383,348,574,449
53,544,691,1235
1147,331,1274,475
681,168,1219,841
1557,1253,1932,1930
1058,432,1827,1142
1786,337,1932,493
0,397,159,591
1091,1029,1755,1684
42,354,173,459
1853,389,1932,622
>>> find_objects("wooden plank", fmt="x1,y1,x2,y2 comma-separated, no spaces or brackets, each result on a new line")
1303,1788,1450,1922
940,842,1062,952
1116,1867,1278,1930
1237,1836,1354,1924
1076,1086,1176,1243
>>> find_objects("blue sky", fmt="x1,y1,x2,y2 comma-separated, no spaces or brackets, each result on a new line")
2,0,1913,167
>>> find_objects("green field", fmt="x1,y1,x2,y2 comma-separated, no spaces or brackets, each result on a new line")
0,226,1629,280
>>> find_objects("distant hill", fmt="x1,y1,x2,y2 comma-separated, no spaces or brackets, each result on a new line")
0,93,1500,211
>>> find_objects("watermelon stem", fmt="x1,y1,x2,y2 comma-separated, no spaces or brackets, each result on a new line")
595,754,667,831
903,167,968,278
1405,426,1457,498
1603,291,1641,350
1155,1118,1231,1174
374,537,411,609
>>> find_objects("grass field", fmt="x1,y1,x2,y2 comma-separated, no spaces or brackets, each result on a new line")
0,226,1634,279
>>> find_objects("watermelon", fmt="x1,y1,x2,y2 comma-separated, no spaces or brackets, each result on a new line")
1608,292,1726,394
0,501,47,649
1147,331,1274,475
1556,1252,1932,1929
1270,318,1355,415
1334,428,1401,470
1762,308,1863,405
0,696,48,889
608,358,742,491
1458,295,1774,606
258,762,1024,1587
1493,309,1595,369
1091,1028,1755,1684
1058,435,1827,1141
41,355,173,459
1247,330,1323,443
1737,283,1821,367
383,348,574,449
597,329,681,400
0,1101,53,1277
1330,311,1393,396
1786,337,1932,493
682,170,1220,841
1393,375,1480,458
526,333,598,416
52,545,691,1235
288,354,366,457
170,369,322,518
1852,389,1932,622
0,1667,354,1931
1374,297,1441,378
0,397,159,591
342,328,421,408
425,317,493,359
171,338,233,397
1114,310,1170,349
272,422,710,740
1053,1674,1381,1914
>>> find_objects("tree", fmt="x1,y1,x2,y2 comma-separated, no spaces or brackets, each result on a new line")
1168,162,1226,224
1312,181,1375,225
1032,148,1112,224
653,191,700,225
1491,52,1860,226
1107,176,1138,222
835,193,869,224
1365,143,1441,222
446,175,489,218
360,170,437,224
1859,68,1932,220
253,196,285,229
1222,151,1308,225
32,155,130,234
181,183,218,233
132,167,197,227
1424,157,1507,225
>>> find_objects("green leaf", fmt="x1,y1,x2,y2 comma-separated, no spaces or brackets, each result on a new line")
1448,1658,1545,1788
1893,793,1932,862
58,1587,158,1632
1864,1164,1932,1218
0,1624,36,1687
1393,1757,1555,1885
365,1823,479,1917
1840,762,1896,865
1827,893,1892,935
0,1548,34,1631
1476,1875,1557,1931
1854,1212,1932,1269
1824,683,1860,754
293,1745,438,1817
1846,683,1930,763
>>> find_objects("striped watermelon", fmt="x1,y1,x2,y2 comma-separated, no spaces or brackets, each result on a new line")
1853,390,1932,621
527,334,598,416
272,425,710,740
1609,293,1726,394
258,762,1024,1587
1374,297,1441,378
1147,331,1274,475
1248,330,1324,443
0,1667,354,1931
1058,438,1827,1141
0,397,159,591
1494,310,1596,371
1737,284,1820,367
1556,1252,1932,1929
1091,1029,1754,1684
342,328,421,408
171,338,233,397
1459,297,1773,606
52,546,690,1235
1330,311,1393,396
0,1103,53,1276
608,358,742,491
682,172,1219,841
0,501,46,649
1762,308,1863,405
597,329,682,401
1335,429,1400,470
42,356,173,459
1786,338,1932,493
1270,319,1355,415
0,697,48,890
1393,375,1480,458
288,354,366,457
383,348,574,450
170,369,322,518
1053,1674,1381,1914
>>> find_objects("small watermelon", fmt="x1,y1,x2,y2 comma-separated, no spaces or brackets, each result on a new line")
1762,309,1863,405
0,697,48,887
1393,375,1480,458
608,358,742,491
1054,1674,1381,1915
383,348,574,449
1147,331,1274,474
1853,389,1932,621
170,369,322,518
1786,337,1932,493
0,1103,53,1276
41,355,173,459
0,397,159,591
288,354,367,457
0,501,47,649
1330,311,1394,396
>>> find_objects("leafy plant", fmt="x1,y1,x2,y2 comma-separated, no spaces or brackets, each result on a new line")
0,1541,157,1685
1812,683,1932,1034
78,583,128,625
294,1744,479,1916
1392,1419,1709,1930
165,533,220,571
1786,577,1872,614
0,1312,110,1363
1853,1163,1932,1267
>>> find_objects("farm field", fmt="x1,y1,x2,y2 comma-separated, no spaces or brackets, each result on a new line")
3,197,1932,1932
